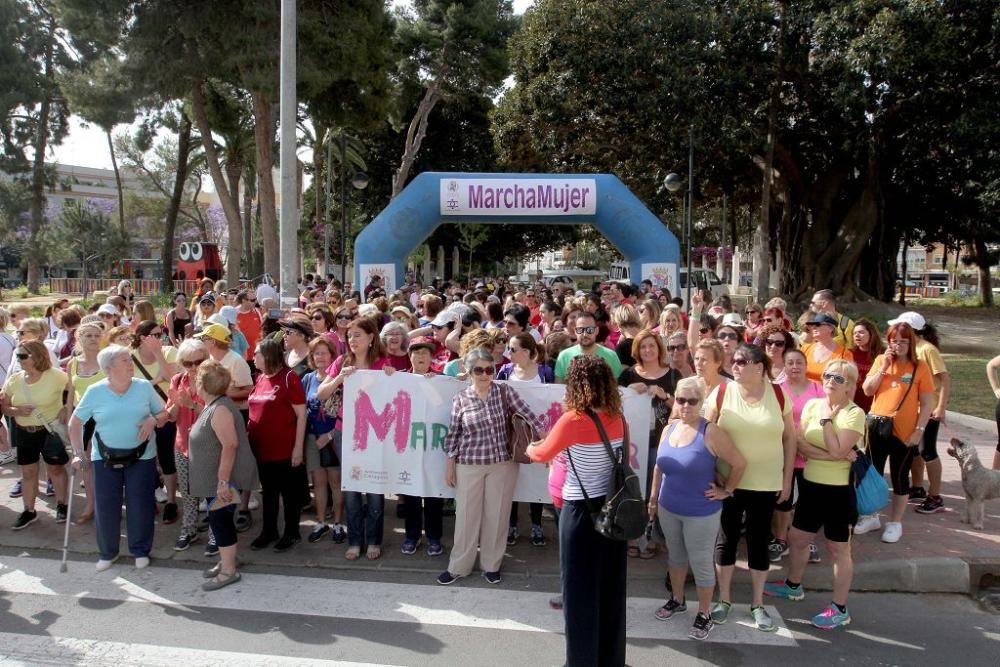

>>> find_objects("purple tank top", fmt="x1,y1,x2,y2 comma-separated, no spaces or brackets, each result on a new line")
656,419,721,517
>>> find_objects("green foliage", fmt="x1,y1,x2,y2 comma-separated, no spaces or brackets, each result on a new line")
47,200,129,270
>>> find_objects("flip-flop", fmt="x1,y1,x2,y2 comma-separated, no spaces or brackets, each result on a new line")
366,545,382,561
345,546,361,561
202,571,241,591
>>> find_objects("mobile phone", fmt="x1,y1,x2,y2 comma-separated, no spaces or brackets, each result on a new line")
267,308,283,319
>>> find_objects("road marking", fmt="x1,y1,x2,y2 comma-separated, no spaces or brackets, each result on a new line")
0,556,800,646
0,632,401,667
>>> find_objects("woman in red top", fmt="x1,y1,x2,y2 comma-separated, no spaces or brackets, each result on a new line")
248,338,307,553
527,355,628,667
850,319,883,413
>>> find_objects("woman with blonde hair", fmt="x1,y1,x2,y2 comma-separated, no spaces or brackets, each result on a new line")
131,300,157,332
64,320,108,523
639,299,661,332
611,304,643,367
659,305,684,339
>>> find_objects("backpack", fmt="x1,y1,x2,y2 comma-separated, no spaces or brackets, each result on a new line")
565,409,645,542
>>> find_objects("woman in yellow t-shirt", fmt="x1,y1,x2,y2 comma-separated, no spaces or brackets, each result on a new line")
705,342,795,632
1,340,70,529
763,359,865,629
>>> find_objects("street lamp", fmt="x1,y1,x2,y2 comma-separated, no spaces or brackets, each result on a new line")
664,127,695,308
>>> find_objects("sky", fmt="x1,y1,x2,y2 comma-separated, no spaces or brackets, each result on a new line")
50,0,536,172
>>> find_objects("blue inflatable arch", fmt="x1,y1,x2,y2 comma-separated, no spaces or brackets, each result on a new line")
354,172,680,293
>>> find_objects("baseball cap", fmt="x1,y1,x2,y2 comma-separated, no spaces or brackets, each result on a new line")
887,311,926,331
207,314,230,328
408,335,437,352
194,323,231,344
806,313,839,327
97,303,118,316
430,310,460,328
391,305,412,316
218,305,238,326
278,319,315,338
199,292,217,305
720,313,744,328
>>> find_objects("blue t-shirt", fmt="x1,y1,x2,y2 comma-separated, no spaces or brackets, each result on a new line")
74,378,165,462
230,330,250,358
302,371,336,435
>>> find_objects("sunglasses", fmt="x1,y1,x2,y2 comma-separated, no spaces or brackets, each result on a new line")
822,371,848,385
471,366,493,376
699,327,710,335
336,314,353,321
675,397,700,406
717,332,739,340
666,344,687,352
732,357,754,367
15,352,29,360
182,358,207,368
508,346,524,354
575,326,596,335
99,313,114,319
765,339,786,348
311,315,325,321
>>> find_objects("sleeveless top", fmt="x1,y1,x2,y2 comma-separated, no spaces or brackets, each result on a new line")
68,357,106,403
656,419,721,517
188,396,258,497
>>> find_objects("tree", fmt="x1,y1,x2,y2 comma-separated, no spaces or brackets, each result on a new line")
457,223,489,278
48,199,129,297
392,0,518,197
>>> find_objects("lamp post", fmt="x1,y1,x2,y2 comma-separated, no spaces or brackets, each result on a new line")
338,131,369,286
664,127,695,308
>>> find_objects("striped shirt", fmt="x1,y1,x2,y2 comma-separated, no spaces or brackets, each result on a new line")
528,410,626,501
444,382,545,465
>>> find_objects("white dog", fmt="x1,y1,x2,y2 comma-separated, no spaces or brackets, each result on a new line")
947,438,1000,530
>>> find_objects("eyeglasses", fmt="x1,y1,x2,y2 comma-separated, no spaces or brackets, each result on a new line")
15,352,29,360
182,358,207,368
717,332,739,341
765,338,786,348
471,366,493,376
575,326,596,335
822,371,848,385
675,397,699,406
732,357,754,367
666,344,687,352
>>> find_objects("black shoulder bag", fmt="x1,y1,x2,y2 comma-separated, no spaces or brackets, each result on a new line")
866,361,918,441
565,409,645,542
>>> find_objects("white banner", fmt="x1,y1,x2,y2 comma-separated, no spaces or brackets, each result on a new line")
440,178,597,217
641,262,677,294
341,371,652,502
359,263,396,292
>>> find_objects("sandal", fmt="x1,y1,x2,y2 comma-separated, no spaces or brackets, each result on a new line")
202,571,241,591
627,545,641,558
366,545,382,561
345,546,361,561
639,545,658,559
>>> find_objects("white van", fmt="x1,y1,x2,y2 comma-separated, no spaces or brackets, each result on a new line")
542,269,606,293
609,262,727,308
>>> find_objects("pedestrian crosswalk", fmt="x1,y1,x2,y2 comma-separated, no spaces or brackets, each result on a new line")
0,554,804,665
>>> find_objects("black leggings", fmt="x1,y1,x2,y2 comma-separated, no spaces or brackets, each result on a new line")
869,425,917,496
995,398,1000,453
256,459,303,540
715,489,776,572
509,501,543,527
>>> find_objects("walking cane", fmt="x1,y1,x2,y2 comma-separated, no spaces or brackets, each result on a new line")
60,464,77,573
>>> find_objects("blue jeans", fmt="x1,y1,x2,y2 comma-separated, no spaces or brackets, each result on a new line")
344,491,384,547
93,457,158,560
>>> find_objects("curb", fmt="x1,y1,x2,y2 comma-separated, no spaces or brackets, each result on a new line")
944,410,996,432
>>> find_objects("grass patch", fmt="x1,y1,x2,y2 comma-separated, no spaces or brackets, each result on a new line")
944,353,996,421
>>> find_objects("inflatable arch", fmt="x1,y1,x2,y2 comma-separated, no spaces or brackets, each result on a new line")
354,173,680,293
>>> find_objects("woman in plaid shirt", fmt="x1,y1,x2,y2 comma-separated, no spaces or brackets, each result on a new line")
436,348,545,586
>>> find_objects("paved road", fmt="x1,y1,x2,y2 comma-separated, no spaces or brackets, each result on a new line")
1,554,997,667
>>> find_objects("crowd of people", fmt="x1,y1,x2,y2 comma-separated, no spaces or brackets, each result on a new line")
0,273,984,657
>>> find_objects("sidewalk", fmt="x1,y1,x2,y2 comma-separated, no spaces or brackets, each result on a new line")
1,410,997,596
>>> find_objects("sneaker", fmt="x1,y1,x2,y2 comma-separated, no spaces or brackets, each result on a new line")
654,598,687,621
95,555,120,572
308,524,331,543
709,600,732,624
915,495,944,514
162,502,178,524
204,535,220,556
55,503,68,524
437,571,462,586
764,579,805,601
688,612,715,641
426,540,444,557
506,525,518,546
331,523,347,544
751,605,777,632
530,524,546,547
908,486,927,503
0,449,15,465
174,532,199,551
135,556,150,569
812,604,851,629
483,571,502,585
44,479,54,497
549,596,564,610
234,510,253,533
248,494,260,510
155,487,168,503
881,521,903,543
273,536,300,552
12,509,38,530
808,543,822,563
768,538,789,562
854,514,881,535
400,539,418,555
8,479,22,498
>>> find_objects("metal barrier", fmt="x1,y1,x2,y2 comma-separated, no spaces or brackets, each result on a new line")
47,278,254,297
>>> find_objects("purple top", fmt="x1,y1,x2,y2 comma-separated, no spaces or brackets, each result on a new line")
656,419,721,517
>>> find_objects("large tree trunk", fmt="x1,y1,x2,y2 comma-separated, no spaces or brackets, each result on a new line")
106,128,126,235
27,16,56,294
161,111,192,294
393,79,442,198
251,90,279,281
224,155,244,281
191,82,244,280
242,167,255,281
973,237,995,307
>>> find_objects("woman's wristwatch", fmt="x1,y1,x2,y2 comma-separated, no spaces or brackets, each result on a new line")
820,418,834,427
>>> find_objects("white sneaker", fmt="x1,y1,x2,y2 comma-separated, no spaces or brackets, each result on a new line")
95,555,120,572
854,514,881,535
881,521,903,543
155,487,168,504
0,449,15,465
248,494,260,511
135,557,150,569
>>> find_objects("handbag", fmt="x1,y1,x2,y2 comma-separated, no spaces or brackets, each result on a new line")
500,383,538,464
565,409,645,542
866,361,918,441
20,372,70,449
850,446,889,515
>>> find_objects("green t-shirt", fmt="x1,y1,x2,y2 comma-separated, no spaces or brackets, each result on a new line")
801,399,866,486
554,344,623,381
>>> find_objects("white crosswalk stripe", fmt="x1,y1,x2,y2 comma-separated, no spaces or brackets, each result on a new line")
0,554,803,660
